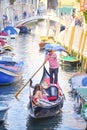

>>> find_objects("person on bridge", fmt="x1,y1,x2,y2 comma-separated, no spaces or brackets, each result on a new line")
23,11,27,19
36,8,40,16
42,49,58,84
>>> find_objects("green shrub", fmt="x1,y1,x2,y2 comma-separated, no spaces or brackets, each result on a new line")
10,0,16,4
83,10,87,24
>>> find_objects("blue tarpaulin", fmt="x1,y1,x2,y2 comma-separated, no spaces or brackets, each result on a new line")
2,26,17,35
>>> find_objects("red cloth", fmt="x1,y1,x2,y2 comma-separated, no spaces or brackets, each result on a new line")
47,96,57,101
0,32,8,36
0,38,6,46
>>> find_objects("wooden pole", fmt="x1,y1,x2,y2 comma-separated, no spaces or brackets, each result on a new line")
77,28,84,58
79,29,87,61
46,18,50,38
54,23,60,42
15,63,45,98
84,58,87,70
68,26,75,53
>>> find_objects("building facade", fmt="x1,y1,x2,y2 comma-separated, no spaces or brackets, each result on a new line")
47,0,58,10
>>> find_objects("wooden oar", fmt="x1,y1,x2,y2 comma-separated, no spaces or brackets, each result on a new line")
15,63,45,99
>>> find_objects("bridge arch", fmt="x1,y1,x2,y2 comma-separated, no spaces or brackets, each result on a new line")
15,15,66,27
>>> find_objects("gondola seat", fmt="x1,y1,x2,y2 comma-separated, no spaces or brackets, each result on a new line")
46,85,58,101
47,96,57,101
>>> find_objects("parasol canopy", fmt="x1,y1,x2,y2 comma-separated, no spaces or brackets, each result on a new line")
44,43,66,52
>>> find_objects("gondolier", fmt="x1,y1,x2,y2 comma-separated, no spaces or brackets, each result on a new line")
42,49,58,84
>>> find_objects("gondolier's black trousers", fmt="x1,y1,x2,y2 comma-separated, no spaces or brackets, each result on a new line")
49,68,58,84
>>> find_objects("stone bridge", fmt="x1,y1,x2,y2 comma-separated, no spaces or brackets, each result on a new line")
15,15,66,27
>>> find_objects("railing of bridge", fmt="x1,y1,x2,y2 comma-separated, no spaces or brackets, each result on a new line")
15,9,73,28
15,9,58,26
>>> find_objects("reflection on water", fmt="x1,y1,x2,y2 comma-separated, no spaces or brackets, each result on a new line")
0,21,86,130
27,113,62,130
60,65,81,73
0,122,7,130
0,80,24,101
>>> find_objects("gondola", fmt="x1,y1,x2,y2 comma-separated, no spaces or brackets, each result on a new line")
0,55,24,85
68,73,87,111
16,25,31,34
0,101,9,122
81,103,87,121
39,36,55,51
68,73,87,92
0,32,10,42
28,67,64,119
39,42,47,50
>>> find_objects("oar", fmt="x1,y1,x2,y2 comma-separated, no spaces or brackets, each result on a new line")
15,63,45,99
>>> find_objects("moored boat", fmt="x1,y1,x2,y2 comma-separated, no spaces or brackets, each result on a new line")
39,42,47,50
16,25,31,34
0,45,14,55
60,55,81,67
0,55,24,85
39,36,55,50
0,32,10,42
0,101,9,122
68,73,87,92
73,87,87,115
2,26,20,39
28,67,64,119
81,103,87,121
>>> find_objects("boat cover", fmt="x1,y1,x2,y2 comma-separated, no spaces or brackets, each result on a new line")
76,87,87,101
81,103,87,120
61,56,79,62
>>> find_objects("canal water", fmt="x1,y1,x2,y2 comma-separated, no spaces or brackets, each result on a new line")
0,21,86,130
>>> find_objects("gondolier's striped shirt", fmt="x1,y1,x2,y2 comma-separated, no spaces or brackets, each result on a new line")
45,53,58,69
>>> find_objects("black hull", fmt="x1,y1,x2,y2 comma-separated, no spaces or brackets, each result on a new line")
29,97,64,119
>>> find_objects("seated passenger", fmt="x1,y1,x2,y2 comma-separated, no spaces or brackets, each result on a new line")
30,79,48,105
33,84,43,103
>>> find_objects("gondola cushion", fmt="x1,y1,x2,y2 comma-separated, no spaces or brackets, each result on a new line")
46,85,58,101
47,96,57,101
